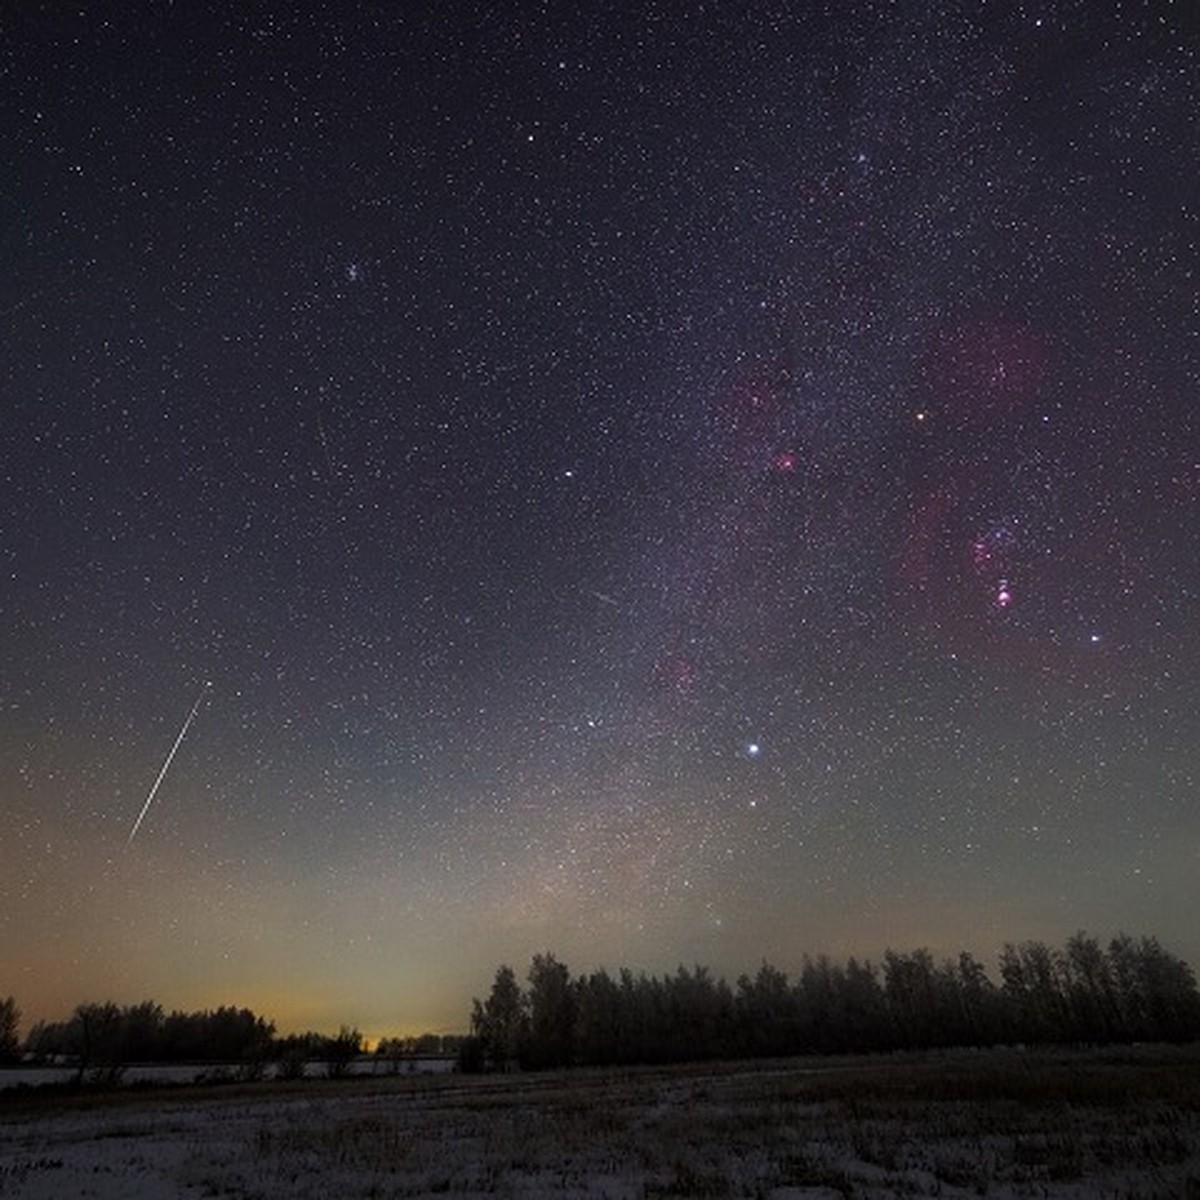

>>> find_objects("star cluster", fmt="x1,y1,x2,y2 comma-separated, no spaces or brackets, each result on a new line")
2,2,1197,1038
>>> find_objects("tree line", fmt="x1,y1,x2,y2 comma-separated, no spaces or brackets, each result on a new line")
14,1002,284,1084
466,933,1200,1071
0,997,461,1086
5,931,1197,1082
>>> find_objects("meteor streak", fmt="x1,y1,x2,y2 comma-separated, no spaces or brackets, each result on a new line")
126,681,212,845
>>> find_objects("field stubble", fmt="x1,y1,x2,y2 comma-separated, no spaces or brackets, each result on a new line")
1,1046,1199,1198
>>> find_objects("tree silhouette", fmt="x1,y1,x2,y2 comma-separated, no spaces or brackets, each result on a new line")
472,964,527,1071
469,934,1200,1071
72,1001,125,1085
323,1026,363,1078
525,953,575,1068
575,969,621,1065
0,996,19,1063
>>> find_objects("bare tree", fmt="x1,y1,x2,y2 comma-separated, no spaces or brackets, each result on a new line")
0,996,19,1063
526,953,575,1068
324,1026,363,1078
471,964,527,1071
73,1002,125,1085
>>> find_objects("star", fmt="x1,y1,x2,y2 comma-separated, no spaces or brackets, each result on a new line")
4,0,1195,1046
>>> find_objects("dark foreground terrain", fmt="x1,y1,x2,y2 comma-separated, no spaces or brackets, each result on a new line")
2,1046,1199,1198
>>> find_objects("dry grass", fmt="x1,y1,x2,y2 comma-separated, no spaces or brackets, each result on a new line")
3,1045,1200,1198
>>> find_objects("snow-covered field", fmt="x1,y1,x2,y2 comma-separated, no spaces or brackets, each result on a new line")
1,1048,1197,1198
0,1057,454,1091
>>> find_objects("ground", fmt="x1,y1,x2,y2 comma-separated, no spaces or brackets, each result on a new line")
2,1047,1199,1198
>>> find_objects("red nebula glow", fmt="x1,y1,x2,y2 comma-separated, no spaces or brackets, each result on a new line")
651,654,699,696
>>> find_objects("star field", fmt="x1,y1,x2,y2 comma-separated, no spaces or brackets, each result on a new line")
2,2,1198,1039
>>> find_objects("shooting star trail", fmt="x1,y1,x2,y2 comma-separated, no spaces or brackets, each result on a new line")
127,681,212,846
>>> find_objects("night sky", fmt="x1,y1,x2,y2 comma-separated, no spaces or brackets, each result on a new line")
3,2,1198,1041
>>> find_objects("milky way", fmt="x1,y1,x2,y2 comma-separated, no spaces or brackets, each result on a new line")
2,2,1197,1038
